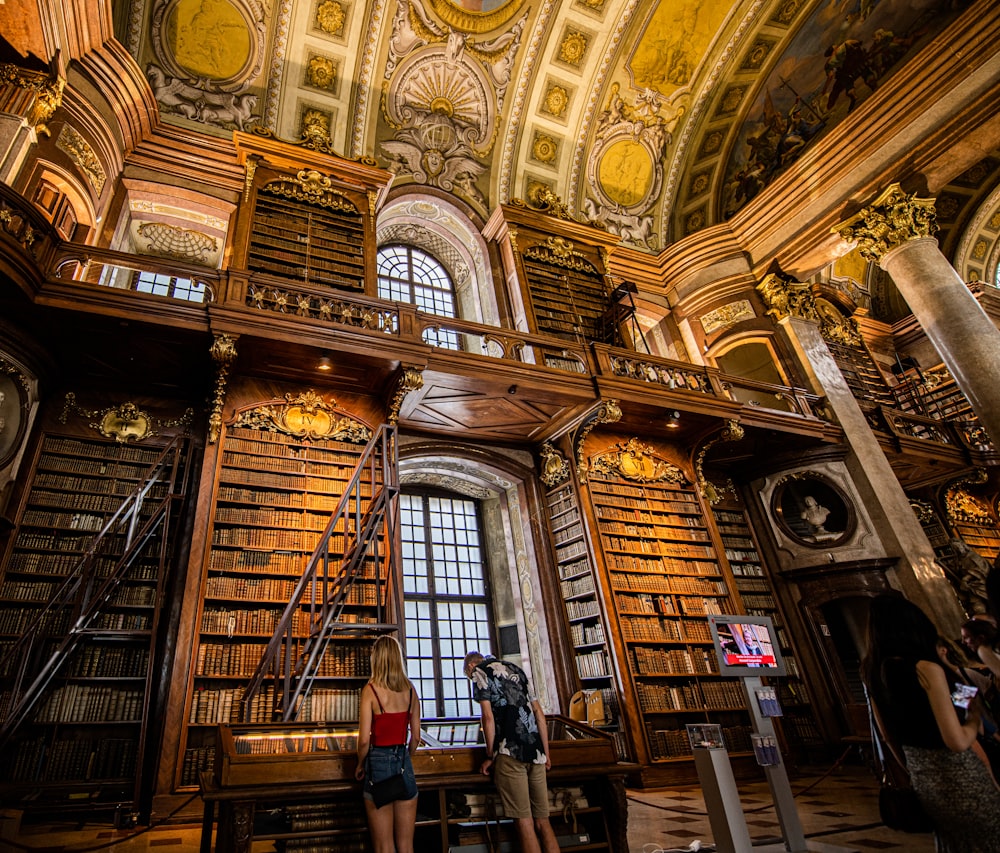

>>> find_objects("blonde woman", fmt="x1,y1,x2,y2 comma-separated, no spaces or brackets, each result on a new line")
355,635,420,853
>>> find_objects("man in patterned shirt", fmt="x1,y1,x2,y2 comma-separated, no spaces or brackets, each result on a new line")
463,651,559,853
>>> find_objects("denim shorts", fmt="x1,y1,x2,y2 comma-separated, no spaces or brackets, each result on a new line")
364,744,418,803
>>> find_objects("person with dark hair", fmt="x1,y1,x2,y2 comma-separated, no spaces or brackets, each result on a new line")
961,618,1000,681
864,594,1000,850
463,651,559,853
355,635,421,853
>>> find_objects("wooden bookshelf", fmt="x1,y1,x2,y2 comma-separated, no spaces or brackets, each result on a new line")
582,440,753,780
0,434,177,812
178,421,380,788
522,257,609,344
544,479,626,759
710,496,822,759
248,191,366,292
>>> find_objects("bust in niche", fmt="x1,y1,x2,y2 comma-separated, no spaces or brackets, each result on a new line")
800,495,833,539
774,474,853,547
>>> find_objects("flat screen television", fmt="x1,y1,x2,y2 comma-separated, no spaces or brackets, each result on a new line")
707,614,786,677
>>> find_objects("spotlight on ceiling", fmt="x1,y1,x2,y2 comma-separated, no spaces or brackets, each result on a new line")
665,410,681,429
317,355,333,371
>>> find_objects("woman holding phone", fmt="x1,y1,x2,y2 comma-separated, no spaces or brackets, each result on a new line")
864,595,1000,851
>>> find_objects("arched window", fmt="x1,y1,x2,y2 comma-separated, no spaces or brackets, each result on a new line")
400,490,493,719
377,245,459,349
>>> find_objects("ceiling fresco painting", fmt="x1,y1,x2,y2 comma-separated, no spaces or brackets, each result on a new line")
720,0,970,220
1,0,977,288
628,0,733,97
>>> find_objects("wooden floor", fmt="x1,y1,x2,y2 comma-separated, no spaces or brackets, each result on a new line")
6,763,936,852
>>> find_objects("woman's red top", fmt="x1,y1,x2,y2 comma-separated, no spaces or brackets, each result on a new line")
370,685,413,746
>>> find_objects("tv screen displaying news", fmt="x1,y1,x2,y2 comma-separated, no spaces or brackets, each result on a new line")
708,614,786,677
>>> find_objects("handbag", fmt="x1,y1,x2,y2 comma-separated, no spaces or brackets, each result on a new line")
370,770,409,808
865,687,935,834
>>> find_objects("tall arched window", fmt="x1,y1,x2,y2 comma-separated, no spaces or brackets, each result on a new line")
400,490,493,719
378,245,459,349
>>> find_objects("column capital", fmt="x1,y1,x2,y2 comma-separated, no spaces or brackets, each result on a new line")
833,183,938,263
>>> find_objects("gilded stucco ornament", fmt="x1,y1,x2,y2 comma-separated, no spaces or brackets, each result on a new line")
233,391,372,443
909,498,935,525
145,0,264,132
208,333,238,444
944,468,990,524
56,125,106,194
0,61,65,135
583,84,685,250
575,399,622,477
265,172,358,212
60,394,193,443
834,183,939,263
695,420,743,504
136,222,218,264
538,442,570,486
379,0,527,209
756,272,861,345
388,366,424,425
589,438,686,484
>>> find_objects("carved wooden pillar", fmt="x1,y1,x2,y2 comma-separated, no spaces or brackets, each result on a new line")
836,184,1000,447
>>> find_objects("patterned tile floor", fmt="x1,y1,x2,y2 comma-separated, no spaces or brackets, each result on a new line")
4,764,936,852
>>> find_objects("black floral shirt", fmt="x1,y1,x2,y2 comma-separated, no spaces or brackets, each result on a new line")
470,657,546,764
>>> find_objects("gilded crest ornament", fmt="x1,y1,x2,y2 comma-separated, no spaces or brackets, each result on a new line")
233,391,372,443
60,394,193,443
589,438,686,484
834,183,939,263
695,420,743,504
539,443,570,486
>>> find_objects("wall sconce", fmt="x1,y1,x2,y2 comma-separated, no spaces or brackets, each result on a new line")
665,410,681,429
317,355,333,371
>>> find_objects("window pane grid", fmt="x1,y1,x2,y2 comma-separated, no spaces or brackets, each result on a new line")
400,491,492,718
377,245,459,351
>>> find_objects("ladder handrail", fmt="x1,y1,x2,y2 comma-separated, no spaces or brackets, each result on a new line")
0,436,190,747
239,423,399,723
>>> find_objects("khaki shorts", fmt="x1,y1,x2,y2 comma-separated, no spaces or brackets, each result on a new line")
493,754,549,819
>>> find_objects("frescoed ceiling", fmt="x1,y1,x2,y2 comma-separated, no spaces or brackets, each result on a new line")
5,0,997,269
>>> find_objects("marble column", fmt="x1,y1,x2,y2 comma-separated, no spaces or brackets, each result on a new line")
836,183,1000,447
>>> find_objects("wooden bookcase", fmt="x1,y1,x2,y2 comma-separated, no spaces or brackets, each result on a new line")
178,418,381,789
710,496,822,759
544,479,626,759
482,199,621,345
0,433,178,813
581,440,752,781
247,190,366,292
522,254,609,344
231,131,393,299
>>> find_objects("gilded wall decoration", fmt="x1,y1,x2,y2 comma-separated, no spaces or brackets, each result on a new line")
700,300,755,334
530,131,559,166
541,83,570,119
56,125,106,195
145,0,265,131
233,391,372,443
538,442,570,486
379,0,527,209
835,184,938,263
136,222,218,264
305,55,337,91
583,85,683,250
557,29,589,67
316,0,347,35
0,61,64,135
60,394,193,443
588,437,686,484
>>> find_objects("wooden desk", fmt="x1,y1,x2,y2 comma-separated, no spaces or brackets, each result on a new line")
200,717,636,853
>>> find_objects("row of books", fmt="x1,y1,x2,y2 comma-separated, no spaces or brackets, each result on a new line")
560,575,595,598
575,650,609,679
557,557,591,581
33,472,165,497
36,684,144,722
602,536,715,559
38,455,148,478
611,575,727,596
189,686,275,724
223,435,363,462
223,451,358,479
636,680,743,712
209,550,304,574
565,599,601,621
212,527,324,550
630,647,717,676
569,622,605,646
28,490,126,512
196,641,371,678
10,735,137,782
214,506,335,530
600,521,710,542
604,553,720,575
43,437,161,462
67,645,149,678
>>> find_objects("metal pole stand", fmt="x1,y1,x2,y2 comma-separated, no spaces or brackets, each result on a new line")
743,675,858,853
